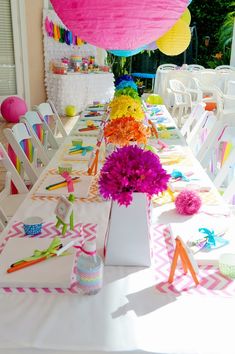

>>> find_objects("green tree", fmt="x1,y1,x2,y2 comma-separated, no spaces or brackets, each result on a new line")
189,0,233,67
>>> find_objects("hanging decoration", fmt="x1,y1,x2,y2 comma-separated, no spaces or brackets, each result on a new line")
50,0,189,50
44,16,85,46
145,41,158,51
180,8,191,25
108,46,146,57
156,18,191,56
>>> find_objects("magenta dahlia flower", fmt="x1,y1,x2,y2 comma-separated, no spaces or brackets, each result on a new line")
99,145,170,206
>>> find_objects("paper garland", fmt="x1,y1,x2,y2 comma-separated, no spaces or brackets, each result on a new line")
44,16,85,46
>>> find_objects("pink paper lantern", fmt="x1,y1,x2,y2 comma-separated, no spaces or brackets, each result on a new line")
50,0,188,50
146,41,158,51
1,96,27,123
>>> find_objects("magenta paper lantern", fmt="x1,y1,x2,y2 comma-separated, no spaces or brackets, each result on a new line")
50,0,188,50
1,96,27,123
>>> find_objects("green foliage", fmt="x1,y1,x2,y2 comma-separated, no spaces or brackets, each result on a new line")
189,0,234,67
106,53,131,79
218,4,235,63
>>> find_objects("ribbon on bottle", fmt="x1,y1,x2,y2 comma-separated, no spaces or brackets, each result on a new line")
61,171,74,192
73,244,96,256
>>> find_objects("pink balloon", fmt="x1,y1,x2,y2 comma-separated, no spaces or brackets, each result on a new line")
0,96,27,123
146,41,158,51
50,0,188,50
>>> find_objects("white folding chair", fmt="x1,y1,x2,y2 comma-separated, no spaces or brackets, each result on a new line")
180,102,206,140
33,103,59,150
0,206,8,231
0,143,28,220
188,110,217,159
3,123,43,185
20,111,51,162
47,99,67,138
213,139,235,205
34,101,67,148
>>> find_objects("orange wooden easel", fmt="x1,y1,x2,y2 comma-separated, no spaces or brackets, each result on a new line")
87,149,99,176
168,236,199,286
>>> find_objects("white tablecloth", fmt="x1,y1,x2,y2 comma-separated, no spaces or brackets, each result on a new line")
154,68,235,103
46,73,115,115
0,108,235,354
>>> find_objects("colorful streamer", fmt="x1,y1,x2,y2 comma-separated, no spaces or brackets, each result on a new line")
44,16,85,46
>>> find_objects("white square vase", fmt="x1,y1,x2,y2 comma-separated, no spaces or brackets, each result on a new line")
104,193,151,266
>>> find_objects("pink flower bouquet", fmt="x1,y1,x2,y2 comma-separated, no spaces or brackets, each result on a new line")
99,145,170,206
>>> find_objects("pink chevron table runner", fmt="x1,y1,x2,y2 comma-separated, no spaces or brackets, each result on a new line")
0,222,97,294
0,221,234,296
153,225,235,296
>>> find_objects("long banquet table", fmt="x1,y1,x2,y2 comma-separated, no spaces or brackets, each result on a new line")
0,105,235,354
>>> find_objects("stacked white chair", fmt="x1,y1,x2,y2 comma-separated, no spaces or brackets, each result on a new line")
154,64,177,97
168,79,192,127
215,65,235,72
187,64,205,71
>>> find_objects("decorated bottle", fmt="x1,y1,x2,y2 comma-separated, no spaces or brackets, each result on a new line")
77,240,103,295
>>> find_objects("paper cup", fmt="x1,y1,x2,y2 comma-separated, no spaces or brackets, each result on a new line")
219,253,235,278
72,139,83,146
23,216,43,236
58,163,73,174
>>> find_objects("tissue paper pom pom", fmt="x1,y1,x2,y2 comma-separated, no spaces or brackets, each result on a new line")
175,189,201,215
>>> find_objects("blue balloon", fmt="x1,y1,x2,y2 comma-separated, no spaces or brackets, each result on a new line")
109,46,146,57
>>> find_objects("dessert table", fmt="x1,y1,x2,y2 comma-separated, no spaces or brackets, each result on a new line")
46,72,115,115
0,105,235,354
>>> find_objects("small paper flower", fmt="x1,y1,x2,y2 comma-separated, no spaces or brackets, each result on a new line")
99,145,170,206
175,189,202,215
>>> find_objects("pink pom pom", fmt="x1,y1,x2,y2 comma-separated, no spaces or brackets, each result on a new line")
175,189,201,215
